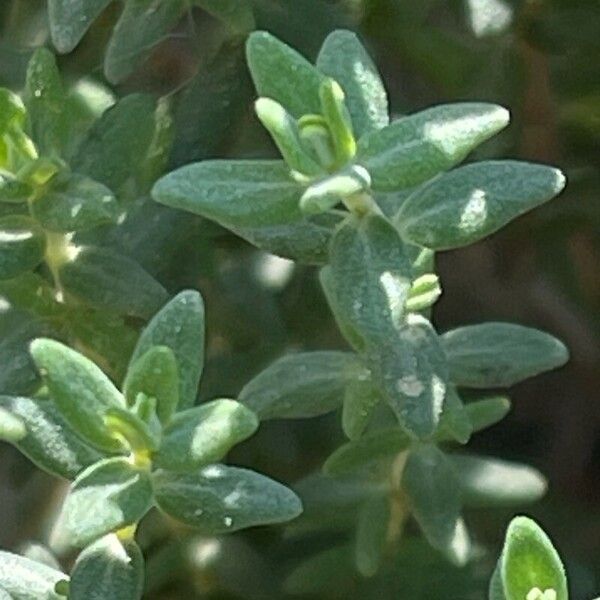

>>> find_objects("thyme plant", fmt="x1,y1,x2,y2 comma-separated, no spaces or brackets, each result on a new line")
0,7,593,599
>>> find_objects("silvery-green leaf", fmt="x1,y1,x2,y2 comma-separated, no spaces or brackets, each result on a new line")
59,457,153,547
465,396,511,432
342,371,382,441
441,323,568,388
318,78,356,165
406,274,442,312
232,211,341,265
69,534,144,600
155,399,258,472
153,465,302,533
58,246,168,319
324,214,412,349
500,517,568,600
239,351,361,419
246,31,324,118
435,386,472,444
397,161,566,250
402,444,469,565
368,314,448,439
31,174,119,233
104,0,186,83
0,216,46,280
355,494,389,577
357,103,509,191
48,0,112,53
30,338,126,453
123,346,179,424
317,30,388,138
129,290,204,411
322,428,410,477
0,395,102,479
19,544,60,571
153,160,304,228
451,454,547,507
0,551,67,600
23,48,69,157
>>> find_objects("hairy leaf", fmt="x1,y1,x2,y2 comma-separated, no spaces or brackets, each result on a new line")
0,551,66,600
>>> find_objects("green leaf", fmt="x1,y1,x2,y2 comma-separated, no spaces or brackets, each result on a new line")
0,587,13,599
193,0,255,33
232,211,340,265
58,246,168,319
255,98,323,176
405,273,442,312
123,346,179,424
0,395,102,479
69,534,144,600
0,216,46,280
318,78,356,165
0,172,32,204
29,338,126,453
153,464,302,532
48,0,113,53
451,455,547,507
397,161,566,250
31,173,119,233
357,103,510,191
300,165,371,214
239,351,361,419
23,48,68,158
323,427,410,477
104,0,186,83
317,30,388,138
72,94,160,192
59,457,153,547
246,31,324,118
342,372,382,441
489,561,507,600
465,396,511,433
0,89,26,133
355,494,390,577
155,399,258,472
129,290,205,411
435,386,472,444
441,323,569,388
402,444,469,565
368,314,449,439
500,517,568,600
0,551,66,600
152,160,304,228
324,214,412,349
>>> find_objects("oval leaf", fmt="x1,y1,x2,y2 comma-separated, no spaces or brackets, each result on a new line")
69,534,144,600
153,464,302,533
239,351,361,419
0,216,46,280
397,161,566,249
155,399,258,472
0,551,66,600
129,290,205,411
442,323,569,388
30,338,126,452
355,495,390,577
356,103,510,191
59,457,153,547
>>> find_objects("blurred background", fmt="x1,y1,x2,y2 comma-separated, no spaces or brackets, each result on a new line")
0,0,598,598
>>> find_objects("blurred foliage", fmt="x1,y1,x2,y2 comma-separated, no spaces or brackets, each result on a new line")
0,0,598,598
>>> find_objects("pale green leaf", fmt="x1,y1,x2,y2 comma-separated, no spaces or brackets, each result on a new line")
0,551,66,600
0,395,102,479
129,290,205,411
357,103,510,191
465,396,511,432
152,160,304,228
29,338,126,453
153,464,302,532
59,457,153,547
69,534,144,600
155,399,258,472
442,323,569,388
342,372,382,441
500,517,568,600
355,495,389,577
397,161,566,250
317,30,389,138
239,351,361,419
